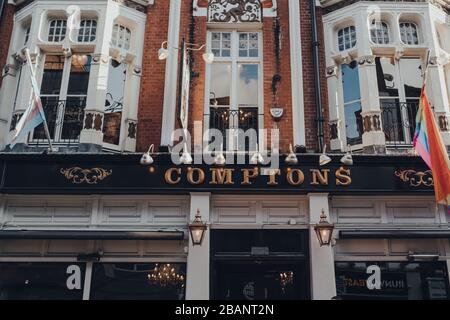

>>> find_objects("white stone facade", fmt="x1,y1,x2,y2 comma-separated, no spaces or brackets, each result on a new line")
322,0,450,153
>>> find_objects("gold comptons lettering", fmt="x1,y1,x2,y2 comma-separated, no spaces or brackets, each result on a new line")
161,167,352,187
336,167,352,186
187,167,205,185
210,168,235,185
286,168,305,186
267,169,281,186
165,168,181,185
310,169,330,186
241,168,259,185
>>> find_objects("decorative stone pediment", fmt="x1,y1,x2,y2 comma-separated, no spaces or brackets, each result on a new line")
193,0,277,19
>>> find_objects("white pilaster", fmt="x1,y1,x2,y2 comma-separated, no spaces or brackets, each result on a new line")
186,192,211,300
308,193,336,300
289,0,305,146
160,0,182,146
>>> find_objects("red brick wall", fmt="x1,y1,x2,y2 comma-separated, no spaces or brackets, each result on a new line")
137,1,330,153
299,2,330,151
136,1,170,152
263,1,293,152
0,4,15,89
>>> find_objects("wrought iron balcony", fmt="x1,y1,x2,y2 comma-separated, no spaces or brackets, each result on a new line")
207,107,260,150
30,96,86,147
381,100,419,149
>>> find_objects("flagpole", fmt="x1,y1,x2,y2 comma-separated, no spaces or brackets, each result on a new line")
24,48,54,152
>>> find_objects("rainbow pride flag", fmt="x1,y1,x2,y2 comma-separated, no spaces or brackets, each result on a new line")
413,86,450,214
9,51,47,148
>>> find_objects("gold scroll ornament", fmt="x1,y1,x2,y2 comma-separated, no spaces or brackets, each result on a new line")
395,170,434,187
60,167,112,185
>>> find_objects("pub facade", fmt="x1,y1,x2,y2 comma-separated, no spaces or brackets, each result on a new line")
0,0,449,300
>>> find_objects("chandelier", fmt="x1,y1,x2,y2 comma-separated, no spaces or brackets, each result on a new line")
147,263,185,287
279,271,294,289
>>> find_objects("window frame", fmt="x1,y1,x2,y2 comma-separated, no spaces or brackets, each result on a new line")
111,23,132,51
30,53,91,145
78,19,97,43
339,61,363,149
399,22,420,45
337,25,357,52
205,29,264,152
47,18,67,43
370,21,390,45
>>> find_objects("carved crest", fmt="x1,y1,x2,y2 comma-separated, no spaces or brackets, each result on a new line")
208,0,263,23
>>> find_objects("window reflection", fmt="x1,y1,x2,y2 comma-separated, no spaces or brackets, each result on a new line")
103,59,127,145
0,263,85,300
335,262,450,300
237,64,258,107
210,63,231,106
90,263,186,300
341,62,363,145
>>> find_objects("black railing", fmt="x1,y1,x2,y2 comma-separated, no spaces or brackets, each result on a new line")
31,97,86,147
207,107,260,150
381,100,419,148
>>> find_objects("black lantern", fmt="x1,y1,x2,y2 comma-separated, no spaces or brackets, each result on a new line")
314,210,335,247
188,210,207,246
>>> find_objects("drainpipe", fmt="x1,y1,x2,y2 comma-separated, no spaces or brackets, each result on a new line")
310,0,325,153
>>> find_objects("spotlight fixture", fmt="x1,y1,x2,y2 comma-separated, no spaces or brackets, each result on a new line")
157,41,214,64
140,144,155,165
319,145,332,166
158,41,169,60
285,144,298,165
202,52,215,64
340,145,354,166
214,144,226,166
180,143,193,165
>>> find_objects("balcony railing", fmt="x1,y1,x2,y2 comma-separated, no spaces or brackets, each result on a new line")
30,97,86,147
381,100,419,149
207,107,260,150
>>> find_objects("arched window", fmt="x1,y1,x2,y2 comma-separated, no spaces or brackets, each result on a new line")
78,19,97,42
111,24,131,50
370,21,390,44
338,26,356,51
400,22,419,45
48,19,67,42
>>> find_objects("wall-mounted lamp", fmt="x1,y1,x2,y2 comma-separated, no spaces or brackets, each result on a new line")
140,144,155,165
188,209,208,246
340,145,354,166
158,41,215,64
314,209,335,247
319,145,332,166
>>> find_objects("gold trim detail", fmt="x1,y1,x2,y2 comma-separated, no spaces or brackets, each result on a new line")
60,167,113,185
395,170,434,187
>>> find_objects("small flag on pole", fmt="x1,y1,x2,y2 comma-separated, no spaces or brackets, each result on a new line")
9,49,49,149
413,85,450,214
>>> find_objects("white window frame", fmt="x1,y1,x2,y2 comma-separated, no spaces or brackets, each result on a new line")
48,19,67,42
377,56,423,145
78,19,97,43
204,29,264,152
337,25,357,52
102,59,130,152
111,24,132,51
338,62,363,151
30,54,90,145
370,21,390,45
399,22,419,45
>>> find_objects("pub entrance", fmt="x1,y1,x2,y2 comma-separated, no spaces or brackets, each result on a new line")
210,230,310,300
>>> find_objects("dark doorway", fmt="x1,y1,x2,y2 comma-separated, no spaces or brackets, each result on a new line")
211,230,310,300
